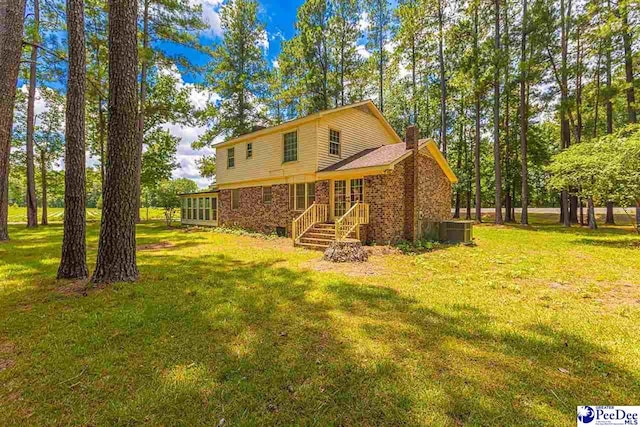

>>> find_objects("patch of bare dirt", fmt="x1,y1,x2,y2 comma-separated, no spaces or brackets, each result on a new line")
57,279,90,296
0,359,15,371
305,257,388,277
137,241,175,251
365,245,402,256
597,283,640,308
0,341,16,354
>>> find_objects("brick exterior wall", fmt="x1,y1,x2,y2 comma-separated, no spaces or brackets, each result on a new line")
216,153,451,242
363,151,452,244
219,184,296,235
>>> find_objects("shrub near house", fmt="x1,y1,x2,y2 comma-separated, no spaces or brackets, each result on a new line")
180,100,458,247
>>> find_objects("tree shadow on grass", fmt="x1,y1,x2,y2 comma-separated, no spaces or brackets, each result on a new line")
2,238,639,425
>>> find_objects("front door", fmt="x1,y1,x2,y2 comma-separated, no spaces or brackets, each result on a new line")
333,180,347,218
331,179,365,219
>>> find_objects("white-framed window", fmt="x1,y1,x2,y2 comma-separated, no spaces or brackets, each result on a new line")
263,186,272,204
182,198,187,219
205,197,210,220
329,129,340,156
246,142,253,159
192,198,197,219
283,131,297,162
227,147,235,168
289,182,316,211
231,189,240,209
212,197,218,220
187,198,192,219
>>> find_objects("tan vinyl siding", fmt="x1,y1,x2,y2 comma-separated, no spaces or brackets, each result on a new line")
316,106,398,170
216,121,317,186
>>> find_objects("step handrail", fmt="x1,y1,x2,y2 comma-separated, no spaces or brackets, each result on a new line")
292,203,328,243
335,202,369,241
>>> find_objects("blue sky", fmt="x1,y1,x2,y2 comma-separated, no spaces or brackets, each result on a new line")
175,0,307,84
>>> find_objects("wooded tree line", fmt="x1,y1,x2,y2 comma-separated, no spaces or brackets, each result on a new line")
195,0,639,228
0,0,638,282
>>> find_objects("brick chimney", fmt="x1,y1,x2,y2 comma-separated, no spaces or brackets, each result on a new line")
405,125,419,150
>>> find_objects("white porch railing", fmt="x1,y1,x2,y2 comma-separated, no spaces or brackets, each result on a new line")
335,202,369,241
292,203,329,242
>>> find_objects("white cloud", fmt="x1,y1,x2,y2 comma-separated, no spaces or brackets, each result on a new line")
356,44,371,59
156,64,220,188
272,59,279,69
189,0,224,37
358,12,369,32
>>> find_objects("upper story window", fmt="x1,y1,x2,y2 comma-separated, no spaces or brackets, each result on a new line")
227,147,235,168
329,129,340,156
246,142,253,159
283,131,298,163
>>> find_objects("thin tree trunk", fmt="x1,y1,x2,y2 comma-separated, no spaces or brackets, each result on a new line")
493,0,503,224
560,0,571,227
473,5,482,223
620,4,636,124
25,0,40,228
588,196,597,229
519,0,528,225
378,5,384,113
0,0,27,241
92,0,139,283
135,0,149,224
604,0,615,224
593,50,601,138
40,149,47,225
438,0,447,157
503,0,512,223
412,34,417,123
57,0,88,279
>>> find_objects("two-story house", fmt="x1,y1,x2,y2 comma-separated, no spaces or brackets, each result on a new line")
180,100,457,248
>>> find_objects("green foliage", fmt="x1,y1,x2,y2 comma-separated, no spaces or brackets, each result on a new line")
154,179,199,226
549,125,640,208
198,0,268,144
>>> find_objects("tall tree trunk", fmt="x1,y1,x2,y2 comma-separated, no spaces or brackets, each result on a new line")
378,5,384,113
519,0,529,226
0,0,27,241
593,50,601,138
473,5,482,223
493,0,503,224
411,34,417,123
559,0,571,227
135,0,149,224
605,4,615,224
25,0,40,228
453,122,462,218
437,0,447,157
57,0,88,279
503,0,512,223
92,0,139,283
40,149,47,225
620,4,636,124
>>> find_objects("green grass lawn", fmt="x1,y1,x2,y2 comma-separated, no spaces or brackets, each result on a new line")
1,215,639,425
7,206,166,223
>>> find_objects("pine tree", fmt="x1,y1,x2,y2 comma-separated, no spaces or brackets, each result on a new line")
91,0,139,283
0,0,27,241
365,0,391,112
57,0,88,279
200,0,268,141
25,0,40,228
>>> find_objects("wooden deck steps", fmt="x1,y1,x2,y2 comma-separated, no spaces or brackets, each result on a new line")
295,222,356,250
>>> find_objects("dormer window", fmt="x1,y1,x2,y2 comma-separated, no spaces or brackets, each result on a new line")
329,129,340,156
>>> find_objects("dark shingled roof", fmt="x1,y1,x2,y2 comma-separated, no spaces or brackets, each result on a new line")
320,143,410,172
